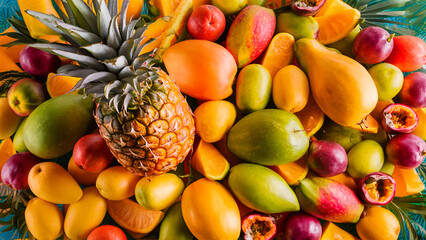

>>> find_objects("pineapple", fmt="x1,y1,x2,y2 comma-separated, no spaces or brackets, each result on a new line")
22,0,195,176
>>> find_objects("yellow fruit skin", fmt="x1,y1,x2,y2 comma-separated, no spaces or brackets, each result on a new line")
96,166,142,200
135,173,184,211
295,38,378,126
412,108,426,140
0,97,23,140
356,206,400,240
64,187,108,240
67,157,100,186
28,162,83,204
25,197,64,240
18,0,60,39
273,65,310,113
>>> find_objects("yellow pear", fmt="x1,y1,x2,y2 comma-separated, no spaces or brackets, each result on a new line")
25,197,64,240
64,186,108,240
28,162,82,204
96,166,141,200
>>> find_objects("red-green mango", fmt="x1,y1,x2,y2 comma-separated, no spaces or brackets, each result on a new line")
295,176,364,223
226,5,276,68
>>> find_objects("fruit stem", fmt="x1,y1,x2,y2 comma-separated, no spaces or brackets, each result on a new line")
388,33,395,42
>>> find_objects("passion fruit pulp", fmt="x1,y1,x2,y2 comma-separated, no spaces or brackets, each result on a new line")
241,213,277,240
291,0,326,16
357,172,396,205
380,103,419,133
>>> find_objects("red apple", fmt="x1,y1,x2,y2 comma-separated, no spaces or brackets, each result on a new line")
73,133,115,173
7,78,47,117
187,5,226,42
19,46,61,78
1,152,41,190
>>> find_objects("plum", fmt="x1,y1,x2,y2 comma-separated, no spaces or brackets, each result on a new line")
357,172,396,205
1,152,41,190
307,140,348,177
386,133,426,169
19,46,61,78
352,26,394,64
397,72,426,109
282,211,322,240
381,103,418,133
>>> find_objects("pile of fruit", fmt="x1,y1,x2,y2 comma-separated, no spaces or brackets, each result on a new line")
0,0,425,239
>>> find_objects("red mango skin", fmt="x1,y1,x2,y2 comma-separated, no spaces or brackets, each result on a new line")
295,177,364,223
226,5,276,68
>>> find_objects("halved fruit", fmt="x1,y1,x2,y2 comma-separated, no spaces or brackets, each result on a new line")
327,172,357,192
314,8,361,45
294,94,325,137
392,166,425,197
107,198,164,234
315,0,354,17
269,154,309,186
380,103,418,133
242,213,277,240
46,73,81,98
357,172,396,205
191,139,230,181
348,114,379,133
260,32,295,78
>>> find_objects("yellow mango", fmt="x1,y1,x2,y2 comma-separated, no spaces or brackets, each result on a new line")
295,38,378,126
64,186,108,240
25,197,64,240
28,162,83,204
18,0,60,39
96,166,142,200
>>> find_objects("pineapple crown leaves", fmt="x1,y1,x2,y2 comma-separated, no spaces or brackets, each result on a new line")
345,0,426,37
23,0,164,114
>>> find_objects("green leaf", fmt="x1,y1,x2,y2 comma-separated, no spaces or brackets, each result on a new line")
107,15,122,50
66,0,95,32
51,49,106,71
69,0,98,32
97,0,112,39
82,43,118,61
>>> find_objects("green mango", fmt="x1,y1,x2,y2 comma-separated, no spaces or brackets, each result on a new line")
315,119,362,152
227,108,309,166
159,202,194,240
276,12,319,40
227,163,300,214
13,117,28,152
23,94,94,159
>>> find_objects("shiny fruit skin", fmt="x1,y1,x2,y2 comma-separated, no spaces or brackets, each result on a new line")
291,0,326,16
356,206,400,240
380,103,418,133
187,5,226,41
64,186,108,240
73,133,114,173
211,0,247,15
352,26,394,64
397,72,426,109
384,35,426,72
28,162,83,204
159,202,194,240
347,140,385,179
19,46,61,77
356,172,395,205
135,173,184,211
96,166,141,200
181,178,241,240
282,212,322,240
0,97,23,140
368,63,404,101
1,152,40,190
67,156,101,186
307,140,348,177
25,197,64,240
386,133,426,169
87,225,127,240
7,78,47,117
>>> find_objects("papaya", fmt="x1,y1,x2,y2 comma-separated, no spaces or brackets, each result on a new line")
23,94,94,159
295,38,378,126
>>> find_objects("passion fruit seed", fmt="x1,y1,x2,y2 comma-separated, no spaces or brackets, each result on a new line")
360,173,395,205
242,213,277,240
381,103,418,133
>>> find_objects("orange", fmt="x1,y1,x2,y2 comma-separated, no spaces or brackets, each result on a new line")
294,93,325,137
321,221,359,240
0,137,16,180
107,198,164,234
0,27,26,63
392,166,425,197
46,73,81,98
191,139,230,180
260,32,295,78
314,8,361,45
87,225,127,240
269,155,309,186
348,114,379,133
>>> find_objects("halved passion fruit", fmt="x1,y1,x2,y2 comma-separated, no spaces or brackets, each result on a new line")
241,213,277,240
291,0,327,16
380,103,419,133
357,172,396,205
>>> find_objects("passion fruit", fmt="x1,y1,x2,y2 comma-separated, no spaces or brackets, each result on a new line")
282,211,322,240
291,0,326,16
241,212,277,240
357,172,396,205
380,103,418,133
386,133,426,169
